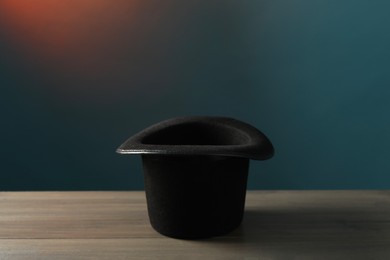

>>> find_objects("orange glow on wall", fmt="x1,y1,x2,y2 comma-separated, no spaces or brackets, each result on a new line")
0,0,144,103
1,0,139,57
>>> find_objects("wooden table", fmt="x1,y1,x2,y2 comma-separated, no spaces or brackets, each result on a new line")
0,191,389,259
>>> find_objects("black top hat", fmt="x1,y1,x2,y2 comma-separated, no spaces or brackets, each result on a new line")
117,116,274,239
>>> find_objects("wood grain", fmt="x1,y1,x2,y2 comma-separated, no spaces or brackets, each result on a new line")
0,191,389,259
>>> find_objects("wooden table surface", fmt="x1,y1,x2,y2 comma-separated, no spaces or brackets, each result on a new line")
0,191,389,259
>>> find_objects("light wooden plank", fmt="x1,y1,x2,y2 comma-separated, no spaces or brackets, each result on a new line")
0,191,389,259
0,237,389,260
0,191,156,239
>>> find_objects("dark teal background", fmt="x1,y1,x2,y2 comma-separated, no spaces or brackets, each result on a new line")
1,0,390,190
